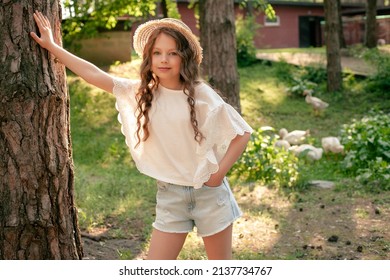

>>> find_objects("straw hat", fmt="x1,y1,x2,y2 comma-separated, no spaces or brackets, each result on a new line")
133,18,203,64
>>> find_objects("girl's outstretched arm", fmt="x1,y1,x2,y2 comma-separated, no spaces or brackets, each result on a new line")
30,11,114,93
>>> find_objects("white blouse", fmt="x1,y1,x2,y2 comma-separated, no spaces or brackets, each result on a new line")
113,77,253,189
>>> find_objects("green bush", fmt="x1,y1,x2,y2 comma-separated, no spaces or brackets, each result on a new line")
273,59,295,84
360,47,390,96
236,15,260,67
230,127,300,188
340,111,390,190
285,77,317,97
301,65,327,85
282,64,324,97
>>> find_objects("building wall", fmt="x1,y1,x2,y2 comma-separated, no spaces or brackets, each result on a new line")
176,2,325,49
177,4,199,36
254,5,324,48
343,16,390,45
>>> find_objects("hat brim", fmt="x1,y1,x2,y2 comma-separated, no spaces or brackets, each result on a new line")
133,18,203,65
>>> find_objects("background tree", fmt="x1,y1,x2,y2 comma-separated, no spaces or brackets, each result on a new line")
0,0,82,259
336,0,346,49
199,0,241,113
364,0,378,48
324,0,342,92
161,0,169,18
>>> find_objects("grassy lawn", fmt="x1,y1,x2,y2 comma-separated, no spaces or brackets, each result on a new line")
69,56,389,260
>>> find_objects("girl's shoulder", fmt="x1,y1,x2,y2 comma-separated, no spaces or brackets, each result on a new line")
195,81,226,109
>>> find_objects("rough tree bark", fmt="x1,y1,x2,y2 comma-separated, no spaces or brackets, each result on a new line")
0,0,83,259
324,0,342,93
364,0,377,48
336,0,346,49
199,0,241,113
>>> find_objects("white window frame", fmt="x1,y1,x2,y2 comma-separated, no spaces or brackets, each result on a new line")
264,15,280,27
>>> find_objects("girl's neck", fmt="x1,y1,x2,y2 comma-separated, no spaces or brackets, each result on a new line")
159,79,183,90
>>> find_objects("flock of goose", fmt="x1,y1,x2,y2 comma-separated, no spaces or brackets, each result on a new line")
274,91,344,161
275,128,344,161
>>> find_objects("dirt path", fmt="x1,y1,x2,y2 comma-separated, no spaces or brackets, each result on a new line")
256,52,376,76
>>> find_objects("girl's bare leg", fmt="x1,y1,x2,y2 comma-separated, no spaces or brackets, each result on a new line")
202,224,233,260
147,229,188,260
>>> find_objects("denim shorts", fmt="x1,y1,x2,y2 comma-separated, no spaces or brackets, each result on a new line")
152,178,242,237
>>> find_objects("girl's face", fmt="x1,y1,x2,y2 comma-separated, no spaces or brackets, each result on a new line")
151,32,182,89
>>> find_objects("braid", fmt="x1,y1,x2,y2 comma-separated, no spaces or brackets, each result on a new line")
135,65,156,148
184,85,204,143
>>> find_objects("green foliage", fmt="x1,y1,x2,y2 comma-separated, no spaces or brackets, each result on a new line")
272,59,294,83
340,111,390,190
285,77,317,97
345,44,390,96
165,0,181,18
363,48,390,96
230,127,300,189
236,15,260,67
237,0,276,19
300,65,327,85
62,0,157,48
281,64,323,97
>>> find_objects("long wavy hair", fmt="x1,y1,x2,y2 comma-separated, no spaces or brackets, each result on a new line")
135,27,204,147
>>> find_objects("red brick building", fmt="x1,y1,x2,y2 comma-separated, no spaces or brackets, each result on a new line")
173,0,389,49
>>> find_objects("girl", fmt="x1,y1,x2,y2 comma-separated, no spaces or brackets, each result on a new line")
31,11,252,260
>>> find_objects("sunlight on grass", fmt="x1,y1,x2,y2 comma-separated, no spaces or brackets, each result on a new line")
108,58,142,78
174,184,295,260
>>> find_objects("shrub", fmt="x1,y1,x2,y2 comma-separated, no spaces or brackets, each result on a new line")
283,65,324,97
285,77,317,97
301,65,327,85
356,47,390,96
230,127,300,188
273,59,295,85
339,111,390,190
236,15,260,67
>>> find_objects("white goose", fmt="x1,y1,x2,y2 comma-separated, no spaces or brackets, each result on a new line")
289,144,323,161
274,139,291,150
279,128,310,145
303,89,329,116
321,136,344,154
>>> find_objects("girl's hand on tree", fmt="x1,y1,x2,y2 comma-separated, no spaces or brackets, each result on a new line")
30,11,55,50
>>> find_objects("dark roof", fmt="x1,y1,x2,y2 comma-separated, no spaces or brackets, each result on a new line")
342,6,390,16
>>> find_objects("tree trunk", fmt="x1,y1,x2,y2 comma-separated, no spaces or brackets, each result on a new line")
336,0,346,49
199,0,241,113
364,0,377,48
161,0,168,18
0,0,83,259
324,0,342,93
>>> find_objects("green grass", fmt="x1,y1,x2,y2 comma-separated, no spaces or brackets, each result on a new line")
69,56,389,259
69,74,156,241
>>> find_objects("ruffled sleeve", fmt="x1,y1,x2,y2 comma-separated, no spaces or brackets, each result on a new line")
193,102,253,188
112,77,141,153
